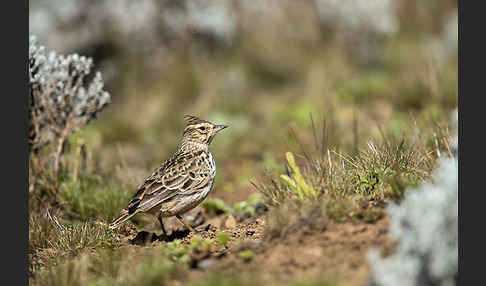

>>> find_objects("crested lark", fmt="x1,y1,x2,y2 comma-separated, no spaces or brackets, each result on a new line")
110,115,228,235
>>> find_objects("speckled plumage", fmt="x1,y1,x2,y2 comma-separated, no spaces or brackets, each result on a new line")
110,115,228,234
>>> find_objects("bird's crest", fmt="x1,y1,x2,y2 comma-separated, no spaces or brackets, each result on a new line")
184,115,209,126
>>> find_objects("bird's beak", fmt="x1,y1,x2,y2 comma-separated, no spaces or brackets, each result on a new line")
215,124,229,132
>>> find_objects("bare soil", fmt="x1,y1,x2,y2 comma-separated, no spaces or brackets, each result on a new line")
119,207,395,285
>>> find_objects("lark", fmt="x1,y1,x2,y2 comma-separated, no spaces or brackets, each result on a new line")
110,115,228,235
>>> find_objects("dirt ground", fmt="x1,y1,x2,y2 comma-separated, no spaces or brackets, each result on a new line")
119,206,395,286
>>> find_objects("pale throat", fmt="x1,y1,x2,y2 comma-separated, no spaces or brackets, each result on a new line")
178,138,209,153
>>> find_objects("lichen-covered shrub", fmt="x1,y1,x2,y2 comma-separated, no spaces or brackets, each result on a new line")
29,35,110,170
367,111,458,286
29,0,401,71
29,0,237,54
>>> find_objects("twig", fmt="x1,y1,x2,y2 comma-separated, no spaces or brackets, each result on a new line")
72,139,85,182
327,149,333,181
46,209,65,231
433,132,441,158
332,150,359,169
443,137,454,159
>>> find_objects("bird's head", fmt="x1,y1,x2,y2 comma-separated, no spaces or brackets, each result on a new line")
181,115,228,147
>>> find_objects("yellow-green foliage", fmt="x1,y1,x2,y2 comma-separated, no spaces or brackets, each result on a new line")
215,232,231,246
60,174,132,221
232,193,264,216
280,152,318,200
238,250,255,262
189,235,213,252
160,235,213,265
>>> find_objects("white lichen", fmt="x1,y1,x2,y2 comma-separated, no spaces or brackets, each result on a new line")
29,35,110,152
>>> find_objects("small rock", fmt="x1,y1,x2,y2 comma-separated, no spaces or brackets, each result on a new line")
205,217,222,230
198,258,213,270
234,239,262,252
256,217,265,225
186,209,206,227
224,215,237,229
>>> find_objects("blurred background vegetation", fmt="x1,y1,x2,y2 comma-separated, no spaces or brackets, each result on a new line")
29,0,457,208
29,0,457,284
29,0,458,223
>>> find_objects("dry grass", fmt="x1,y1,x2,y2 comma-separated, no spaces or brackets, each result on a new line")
253,114,454,225
29,210,119,277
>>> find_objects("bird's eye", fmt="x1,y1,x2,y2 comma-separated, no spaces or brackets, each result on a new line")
199,126,206,131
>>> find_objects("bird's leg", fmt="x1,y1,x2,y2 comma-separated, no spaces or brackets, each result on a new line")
157,213,169,238
175,214,197,233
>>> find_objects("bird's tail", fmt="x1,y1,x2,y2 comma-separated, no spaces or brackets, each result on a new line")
109,209,136,230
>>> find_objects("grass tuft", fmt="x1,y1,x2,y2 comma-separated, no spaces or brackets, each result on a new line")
59,173,132,221
238,250,255,262
254,115,453,224
29,211,119,276
32,246,185,286
215,232,231,246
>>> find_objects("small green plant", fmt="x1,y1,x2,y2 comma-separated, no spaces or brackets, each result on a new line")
280,152,318,200
238,250,255,262
215,232,231,246
232,193,264,217
189,235,213,252
202,198,232,215
161,240,192,264
158,236,214,265
357,170,379,195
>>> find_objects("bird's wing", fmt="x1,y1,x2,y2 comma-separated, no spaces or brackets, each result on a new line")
125,151,213,214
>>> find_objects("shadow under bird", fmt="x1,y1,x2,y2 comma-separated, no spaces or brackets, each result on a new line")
110,115,228,235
